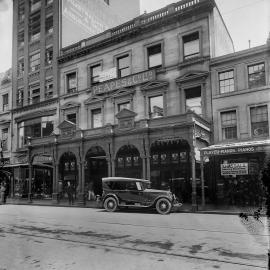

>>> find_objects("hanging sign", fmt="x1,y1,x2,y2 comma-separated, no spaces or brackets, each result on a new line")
221,163,248,176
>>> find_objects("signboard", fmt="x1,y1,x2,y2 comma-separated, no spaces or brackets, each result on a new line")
33,155,53,164
202,145,270,156
99,68,117,82
221,163,248,176
92,70,156,95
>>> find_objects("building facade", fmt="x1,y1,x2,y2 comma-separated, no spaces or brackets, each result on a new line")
9,0,234,207
201,42,270,207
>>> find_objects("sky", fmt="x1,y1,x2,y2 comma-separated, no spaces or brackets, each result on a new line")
0,0,269,73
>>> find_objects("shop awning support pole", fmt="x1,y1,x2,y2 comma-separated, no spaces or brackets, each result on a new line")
191,151,197,212
27,137,33,203
200,153,205,210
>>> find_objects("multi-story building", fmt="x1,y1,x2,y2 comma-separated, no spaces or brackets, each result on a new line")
201,40,270,207
10,0,234,206
10,0,140,200
0,69,12,189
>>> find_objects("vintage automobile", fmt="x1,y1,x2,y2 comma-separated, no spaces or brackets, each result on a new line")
101,177,181,214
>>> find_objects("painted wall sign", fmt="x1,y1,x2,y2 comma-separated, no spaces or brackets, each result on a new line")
92,70,156,95
33,155,53,164
221,163,248,176
202,145,270,156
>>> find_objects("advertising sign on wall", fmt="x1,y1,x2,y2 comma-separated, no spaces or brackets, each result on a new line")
221,163,249,176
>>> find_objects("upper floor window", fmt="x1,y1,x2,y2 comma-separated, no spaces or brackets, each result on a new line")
90,64,101,85
29,12,40,41
118,102,130,112
17,88,24,107
248,63,265,88
221,110,237,140
250,105,269,137
1,128,8,151
45,15,53,34
147,44,162,69
29,52,40,72
219,70,235,94
45,80,53,100
67,113,76,124
91,108,102,128
117,54,130,78
66,72,77,93
45,47,53,65
2,94,8,112
18,0,25,22
18,30,24,47
18,116,54,148
46,0,53,5
18,59,24,77
185,86,202,115
149,95,164,119
30,0,41,12
29,85,40,104
183,32,200,60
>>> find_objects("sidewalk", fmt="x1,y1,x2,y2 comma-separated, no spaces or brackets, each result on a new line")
4,197,265,216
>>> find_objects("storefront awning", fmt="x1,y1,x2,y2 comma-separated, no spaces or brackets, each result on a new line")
201,139,270,156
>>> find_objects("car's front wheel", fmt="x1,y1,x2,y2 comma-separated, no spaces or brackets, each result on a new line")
104,197,118,212
156,198,172,215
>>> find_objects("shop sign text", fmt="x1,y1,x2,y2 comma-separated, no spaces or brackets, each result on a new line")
221,163,248,176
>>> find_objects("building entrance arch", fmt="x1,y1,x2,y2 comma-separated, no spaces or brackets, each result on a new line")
59,152,78,199
85,146,108,198
115,145,142,179
150,139,191,203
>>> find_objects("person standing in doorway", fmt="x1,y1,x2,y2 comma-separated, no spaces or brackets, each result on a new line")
66,181,74,205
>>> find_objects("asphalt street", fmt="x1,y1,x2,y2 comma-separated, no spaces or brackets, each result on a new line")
0,205,268,270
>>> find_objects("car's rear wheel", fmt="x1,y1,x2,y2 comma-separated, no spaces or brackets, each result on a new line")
156,198,172,215
104,197,118,212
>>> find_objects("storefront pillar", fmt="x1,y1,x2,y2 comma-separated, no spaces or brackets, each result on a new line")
200,153,205,210
111,159,116,177
191,150,197,211
142,156,146,179
77,161,85,205
146,156,151,180
27,138,33,203
52,162,59,204
107,158,112,177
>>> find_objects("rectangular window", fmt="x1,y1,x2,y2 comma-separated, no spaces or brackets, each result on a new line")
18,0,25,22
66,72,77,93
90,64,101,85
30,0,41,12
18,30,24,47
29,86,40,104
248,63,265,88
45,16,53,34
17,89,24,107
45,81,53,100
185,86,202,115
29,12,40,41
1,128,8,151
2,94,8,112
17,59,24,77
183,32,200,60
221,110,237,140
117,54,130,78
250,105,269,137
118,102,130,112
219,70,235,93
147,44,162,68
29,52,40,72
67,113,76,124
45,47,53,65
149,95,164,119
91,108,102,128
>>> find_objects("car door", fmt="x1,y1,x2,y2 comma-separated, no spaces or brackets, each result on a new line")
121,181,144,205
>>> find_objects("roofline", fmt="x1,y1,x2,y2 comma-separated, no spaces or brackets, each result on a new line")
211,44,269,65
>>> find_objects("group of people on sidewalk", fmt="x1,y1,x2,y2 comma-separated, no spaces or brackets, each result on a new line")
0,181,8,204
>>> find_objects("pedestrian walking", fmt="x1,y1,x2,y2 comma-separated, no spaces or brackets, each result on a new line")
66,181,74,205
0,181,6,204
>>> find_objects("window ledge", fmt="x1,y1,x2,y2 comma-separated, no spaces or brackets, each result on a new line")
62,92,79,99
178,56,210,68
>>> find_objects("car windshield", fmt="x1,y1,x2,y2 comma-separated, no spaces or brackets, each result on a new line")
141,181,151,190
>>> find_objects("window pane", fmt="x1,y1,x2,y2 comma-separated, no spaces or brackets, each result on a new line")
185,87,202,115
250,105,269,137
118,102,130,112
219,70,235,93
149,95,163,118
221,110,237,140
183,32,199,59
248,63,265,88
67,72,77,93
92,109,102,128
148,44,162,68
91,64,101,84
117,55,130,78
67,113,76,124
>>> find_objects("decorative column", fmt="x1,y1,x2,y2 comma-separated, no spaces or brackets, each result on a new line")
142,155,146,179
27,137,33,203
52,134,59,204
111,159,116,177
77,130,85,205
191,149,197,212
200,153,205,210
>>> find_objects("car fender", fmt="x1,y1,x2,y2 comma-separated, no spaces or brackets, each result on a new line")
151,195,173,207
103,193,120,206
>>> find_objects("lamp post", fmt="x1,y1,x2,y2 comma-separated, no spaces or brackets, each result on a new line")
27,137,33,203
